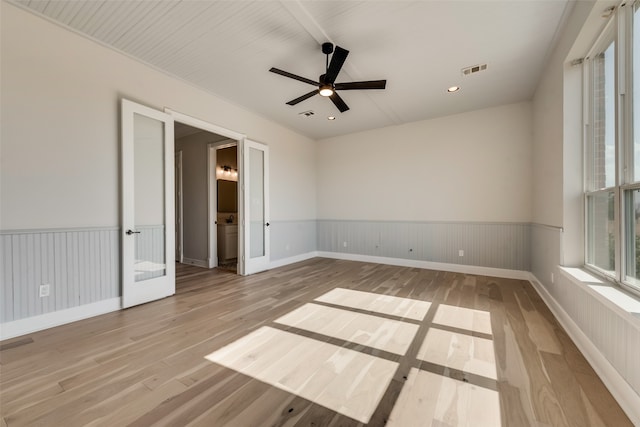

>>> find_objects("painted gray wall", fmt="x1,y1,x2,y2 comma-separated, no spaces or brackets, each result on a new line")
317,220,530,271
530,224,563,290
0,228,120,323
270,220,317,261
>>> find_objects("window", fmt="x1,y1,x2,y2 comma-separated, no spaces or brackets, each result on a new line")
585,3,640,296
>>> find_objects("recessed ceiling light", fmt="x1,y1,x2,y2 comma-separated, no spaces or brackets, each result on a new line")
447,86,460,93
327,116,336,121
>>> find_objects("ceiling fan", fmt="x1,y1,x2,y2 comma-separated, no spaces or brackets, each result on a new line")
269,43,386,113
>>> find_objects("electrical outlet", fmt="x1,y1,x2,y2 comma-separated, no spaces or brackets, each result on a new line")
458,249,464,257
343,241,347,248
39,284,50,297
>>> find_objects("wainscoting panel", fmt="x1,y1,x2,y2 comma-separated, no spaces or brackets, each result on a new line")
0,228,120,323
531,223,563,294
270,220,317,261
317,220,530,271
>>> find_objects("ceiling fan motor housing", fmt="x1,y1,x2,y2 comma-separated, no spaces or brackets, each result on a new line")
322,42,334,55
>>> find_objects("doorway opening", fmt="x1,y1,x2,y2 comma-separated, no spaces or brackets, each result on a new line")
212,143,238,273
173,121,240,277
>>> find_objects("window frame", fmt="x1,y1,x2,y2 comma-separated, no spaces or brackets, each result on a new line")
584,2,640,298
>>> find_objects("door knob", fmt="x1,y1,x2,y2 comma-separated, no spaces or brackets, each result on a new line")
265,222,270,227
126,229,141,235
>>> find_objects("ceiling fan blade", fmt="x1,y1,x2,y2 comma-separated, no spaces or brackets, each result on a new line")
329,92,349,113
324,46,349,84
269,67,318,86
286,90,318,106
335,80,387,90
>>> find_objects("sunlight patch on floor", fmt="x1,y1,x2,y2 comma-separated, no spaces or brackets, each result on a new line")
387,368,501,427
205,326,398,423
275,303,419,355
417,328,497,380
433,304,492,335
314,288,431,321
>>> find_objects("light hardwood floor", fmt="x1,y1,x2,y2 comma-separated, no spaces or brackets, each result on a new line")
0,258,633,426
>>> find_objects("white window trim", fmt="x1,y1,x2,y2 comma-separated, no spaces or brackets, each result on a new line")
584,2,640,298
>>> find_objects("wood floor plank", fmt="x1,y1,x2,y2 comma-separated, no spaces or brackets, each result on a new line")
0,260,633,426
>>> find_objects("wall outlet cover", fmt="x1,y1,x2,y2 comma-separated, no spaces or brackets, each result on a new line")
39,284,50,297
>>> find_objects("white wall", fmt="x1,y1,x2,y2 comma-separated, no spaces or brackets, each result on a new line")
532,1,599,265
531,41,565,229
0,3,317,231
316,102,532,222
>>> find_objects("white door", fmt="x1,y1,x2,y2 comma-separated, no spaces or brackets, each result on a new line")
122,99,175,308
243,139,270,274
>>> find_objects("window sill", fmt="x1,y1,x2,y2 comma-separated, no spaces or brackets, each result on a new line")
559,267,640,327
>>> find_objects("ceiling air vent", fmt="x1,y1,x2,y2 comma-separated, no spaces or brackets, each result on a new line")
461,64,487,76
299,110,315,117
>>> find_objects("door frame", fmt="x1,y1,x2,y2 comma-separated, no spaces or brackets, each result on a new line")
165,109,246,273
208,141,239,268
175,150,184,263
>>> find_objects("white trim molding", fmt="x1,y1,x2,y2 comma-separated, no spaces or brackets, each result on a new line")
316,251,530,280
166,109,246,142
0,297,121,341
181,258,209,269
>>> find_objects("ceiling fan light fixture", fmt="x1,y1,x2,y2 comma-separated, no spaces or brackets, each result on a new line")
270,44,385,113
319,84,334,97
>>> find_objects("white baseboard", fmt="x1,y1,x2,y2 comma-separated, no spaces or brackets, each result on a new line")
528,273,640,426
0,297,122,341
269,251,319,269
182,257,209,268
316,251,530,280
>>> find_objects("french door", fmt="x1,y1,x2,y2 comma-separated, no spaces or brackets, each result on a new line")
243,139,270,274
121,99,175,308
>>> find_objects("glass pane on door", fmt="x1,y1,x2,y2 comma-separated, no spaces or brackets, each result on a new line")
134,113,166,281
249,147,265,258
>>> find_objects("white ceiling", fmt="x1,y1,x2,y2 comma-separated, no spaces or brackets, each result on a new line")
11,0,571,140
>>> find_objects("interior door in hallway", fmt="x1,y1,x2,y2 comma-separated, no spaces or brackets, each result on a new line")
243,139,270,275
121,99,175,308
